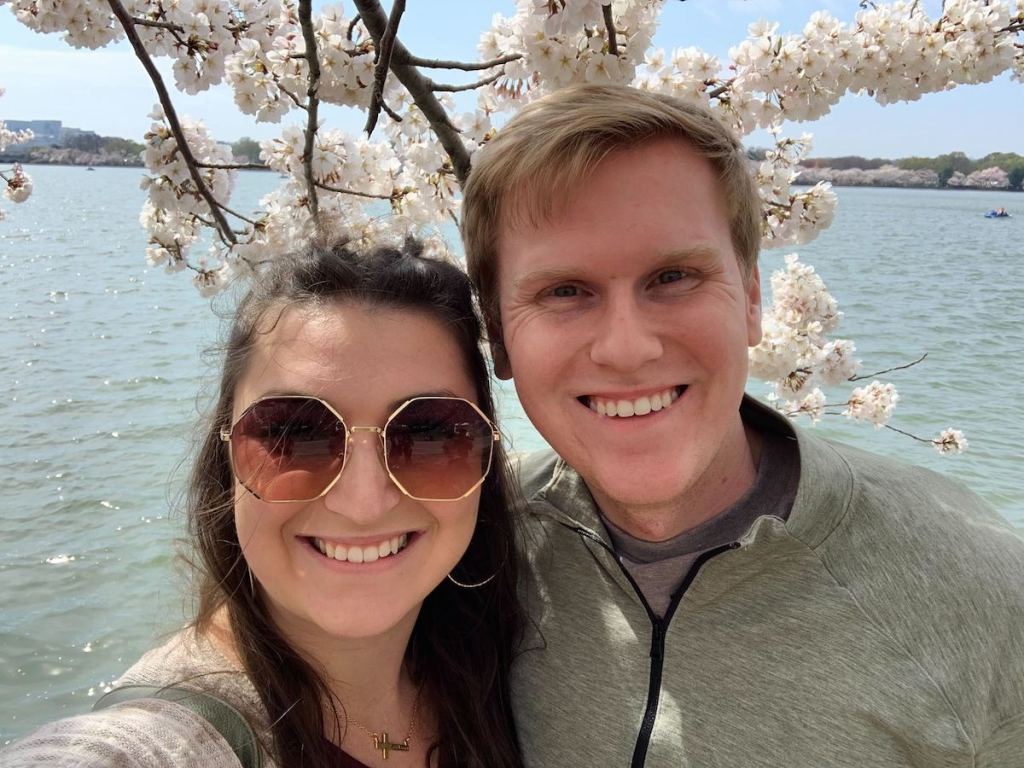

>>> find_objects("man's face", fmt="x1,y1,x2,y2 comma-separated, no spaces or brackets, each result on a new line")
496,138,762,525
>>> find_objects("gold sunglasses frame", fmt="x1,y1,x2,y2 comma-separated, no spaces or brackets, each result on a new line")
220,395,500,503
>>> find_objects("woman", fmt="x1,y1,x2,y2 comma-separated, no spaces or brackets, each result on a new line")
2,238,525,767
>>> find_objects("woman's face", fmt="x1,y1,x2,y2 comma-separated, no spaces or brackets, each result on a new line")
231,302,482,643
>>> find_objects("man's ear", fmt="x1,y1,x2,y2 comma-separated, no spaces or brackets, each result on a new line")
745,263,763,347
490,339,513,380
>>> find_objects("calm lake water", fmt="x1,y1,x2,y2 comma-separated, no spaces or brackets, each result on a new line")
1,166,1022,741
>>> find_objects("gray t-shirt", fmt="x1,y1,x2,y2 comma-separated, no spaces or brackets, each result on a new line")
603,429,800,616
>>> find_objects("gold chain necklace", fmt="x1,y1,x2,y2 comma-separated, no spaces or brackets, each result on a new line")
345,689,422,761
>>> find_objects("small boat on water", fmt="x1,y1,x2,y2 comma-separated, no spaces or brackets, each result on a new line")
985,208,1010,218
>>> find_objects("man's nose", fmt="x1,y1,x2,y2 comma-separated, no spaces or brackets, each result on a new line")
321,430,403,523
588,293,663,371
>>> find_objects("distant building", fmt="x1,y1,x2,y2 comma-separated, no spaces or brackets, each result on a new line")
4,119,63,150
0,120,105,156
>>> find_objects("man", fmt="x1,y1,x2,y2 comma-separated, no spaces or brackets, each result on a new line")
461,84,1024,767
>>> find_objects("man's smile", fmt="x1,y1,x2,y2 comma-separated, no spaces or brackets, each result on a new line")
579,386,687,418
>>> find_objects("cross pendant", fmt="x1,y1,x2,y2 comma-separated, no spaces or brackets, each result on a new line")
372,732,410,760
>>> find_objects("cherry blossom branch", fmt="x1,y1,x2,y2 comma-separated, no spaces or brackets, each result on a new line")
401,53,522,71
602,4,619,56
129,16,184,33
347,13,362,42
381,99,403,122
708,78,735,100
430,71,505,92
297,0,322,225
197,161,267,170
882,423,934,444
215,202,258,226
365,0,405,137
107,0,236,245
277,82,308,111
315,182,392,200
849,353,927,382
352,0,471,184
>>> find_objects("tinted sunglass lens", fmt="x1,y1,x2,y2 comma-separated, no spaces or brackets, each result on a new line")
385,398,493,500
231,398,346,501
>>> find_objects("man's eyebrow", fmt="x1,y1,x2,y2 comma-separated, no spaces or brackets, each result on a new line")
512,267,581,292
511,245,724,291
651,245,722,264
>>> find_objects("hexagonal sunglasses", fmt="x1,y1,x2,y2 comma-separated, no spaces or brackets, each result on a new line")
221,395,500,502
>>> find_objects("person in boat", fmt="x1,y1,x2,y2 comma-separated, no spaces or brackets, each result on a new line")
2,238,525,768
460,83,1024,767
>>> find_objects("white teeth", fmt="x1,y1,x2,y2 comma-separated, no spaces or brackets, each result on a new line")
313,535,410,564
588,387,682,419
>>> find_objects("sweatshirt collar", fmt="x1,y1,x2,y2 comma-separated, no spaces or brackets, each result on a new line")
532,394,856,550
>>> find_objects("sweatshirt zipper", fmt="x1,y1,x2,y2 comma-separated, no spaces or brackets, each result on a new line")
566,524,738,768
629,542,738,767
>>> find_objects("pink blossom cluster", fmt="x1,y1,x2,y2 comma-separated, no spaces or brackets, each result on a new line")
0,87,35,220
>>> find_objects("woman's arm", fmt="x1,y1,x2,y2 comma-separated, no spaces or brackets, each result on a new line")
1,698,243,768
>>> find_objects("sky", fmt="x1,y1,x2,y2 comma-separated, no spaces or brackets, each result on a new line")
1,0,1021,159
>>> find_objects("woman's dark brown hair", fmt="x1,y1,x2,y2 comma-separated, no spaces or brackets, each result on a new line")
187,237,524,767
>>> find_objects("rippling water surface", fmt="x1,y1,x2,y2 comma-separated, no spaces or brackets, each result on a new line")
1,167,1021,741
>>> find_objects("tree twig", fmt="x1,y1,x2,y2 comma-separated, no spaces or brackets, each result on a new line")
277,82,309,111
315,182,392,200
297,0,322,225
380,99,403,122
364,0,405,137
197,161,267,170
107,0,236,245
849,353,927,382
601,4,618,56
882,423,933,444
402,53,522,71
215,201,258,225
347,13,362,42
430,71,504,92
130,16,185,33
708,78,735,100
353,0,471,184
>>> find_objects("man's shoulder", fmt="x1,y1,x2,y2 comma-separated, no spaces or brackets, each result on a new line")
808,435,1019,559
798,433,1024,649
510,448,561,502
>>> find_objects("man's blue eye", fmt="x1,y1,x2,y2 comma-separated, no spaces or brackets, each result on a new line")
552,285,578,298
657,270,684,284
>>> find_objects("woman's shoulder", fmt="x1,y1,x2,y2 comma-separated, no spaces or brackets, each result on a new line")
118,627,250,695
1,628,269,768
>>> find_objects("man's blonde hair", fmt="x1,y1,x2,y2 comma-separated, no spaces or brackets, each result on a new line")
461,83,762,340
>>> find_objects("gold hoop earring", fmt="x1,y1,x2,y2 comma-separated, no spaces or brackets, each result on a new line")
446,520,508,589
446,570,498,589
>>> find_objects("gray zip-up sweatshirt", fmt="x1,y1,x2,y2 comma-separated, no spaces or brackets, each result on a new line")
511,399,1024,768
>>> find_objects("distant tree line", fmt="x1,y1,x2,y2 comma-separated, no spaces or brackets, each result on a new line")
798,151,1024,189
230,137,263,165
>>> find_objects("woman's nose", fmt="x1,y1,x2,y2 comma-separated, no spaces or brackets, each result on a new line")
321,430,403,523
